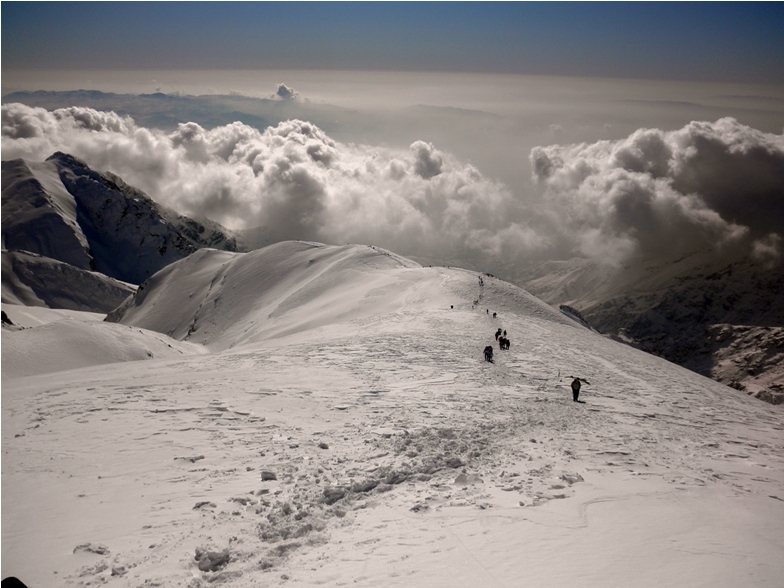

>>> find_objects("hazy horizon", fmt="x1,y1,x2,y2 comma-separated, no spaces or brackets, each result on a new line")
6,69,784,127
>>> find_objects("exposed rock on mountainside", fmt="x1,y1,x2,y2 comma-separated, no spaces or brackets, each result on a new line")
559,304,593,330
516,250,784,404
2,152,242,285
2,158,93,270
691,325,784,405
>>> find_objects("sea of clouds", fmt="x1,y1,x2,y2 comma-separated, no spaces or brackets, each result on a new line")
1,102,540,267
2,102,782,271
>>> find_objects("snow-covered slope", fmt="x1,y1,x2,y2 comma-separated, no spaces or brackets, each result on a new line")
2,303,106,327
516,249,784,403
1,153,242,285
109,241,566,351
2,249,135,312
3,242,783,588
2,317,206,379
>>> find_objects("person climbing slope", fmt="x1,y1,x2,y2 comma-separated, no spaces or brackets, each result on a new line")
484,345,494,363
570,377,590,402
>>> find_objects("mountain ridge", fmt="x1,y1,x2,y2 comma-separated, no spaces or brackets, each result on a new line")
106,240,567,351
2,152,243,285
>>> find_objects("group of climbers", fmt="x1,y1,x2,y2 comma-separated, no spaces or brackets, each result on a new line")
479,275,590,403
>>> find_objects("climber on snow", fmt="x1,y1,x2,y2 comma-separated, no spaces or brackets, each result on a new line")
484,345,494,363
570,377,590,402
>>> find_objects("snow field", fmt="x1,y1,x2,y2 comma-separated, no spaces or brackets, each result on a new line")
2,243,783,587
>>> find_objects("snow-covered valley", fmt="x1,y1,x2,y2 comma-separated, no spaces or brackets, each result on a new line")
3,242,783,587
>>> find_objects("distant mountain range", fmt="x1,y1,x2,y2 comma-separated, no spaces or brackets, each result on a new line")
1,90,348,134
1,90,274,131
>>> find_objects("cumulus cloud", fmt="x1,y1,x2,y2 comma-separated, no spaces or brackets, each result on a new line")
2,103,136,139
530,117,784,266
6,103,781,278
272,83,299,101
410,140,443,179
1,102,545,268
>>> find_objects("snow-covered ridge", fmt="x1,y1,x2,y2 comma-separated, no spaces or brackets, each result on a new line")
108,240,567,351
3,239,571,380
2,249,135,312
2,157,93,270
2,152,242,285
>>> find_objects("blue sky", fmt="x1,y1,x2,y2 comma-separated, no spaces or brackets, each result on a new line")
3,2,784,83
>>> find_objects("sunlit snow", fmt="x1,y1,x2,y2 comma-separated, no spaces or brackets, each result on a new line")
3,242,783,587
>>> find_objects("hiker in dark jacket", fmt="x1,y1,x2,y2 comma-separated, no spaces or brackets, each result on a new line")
570,377,590,402
484,345,494,363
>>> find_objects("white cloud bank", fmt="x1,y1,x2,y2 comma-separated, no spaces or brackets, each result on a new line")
1,103,542,267
3,104,782,271
530,117,784,265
